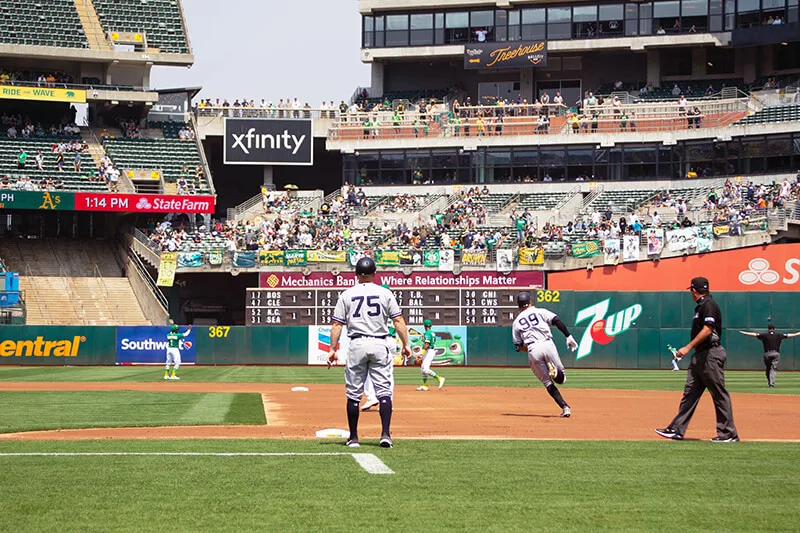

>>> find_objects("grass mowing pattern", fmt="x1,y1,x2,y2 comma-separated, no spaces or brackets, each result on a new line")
0,366,797,394
0,392,265,434
0,439,797,532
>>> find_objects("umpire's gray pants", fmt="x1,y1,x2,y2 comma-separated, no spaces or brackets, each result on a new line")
670,346,738,439
764,351,780,387
345,337,395,402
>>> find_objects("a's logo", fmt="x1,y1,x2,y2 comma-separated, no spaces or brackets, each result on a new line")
266,274,279,288
136,198,152,210
39,191,61,210
575,299,642,359
739,258,780,285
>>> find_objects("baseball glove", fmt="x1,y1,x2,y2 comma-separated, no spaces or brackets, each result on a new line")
414,354,423,366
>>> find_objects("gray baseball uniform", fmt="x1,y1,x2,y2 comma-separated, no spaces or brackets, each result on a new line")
333,283,402,401
512,305,565,387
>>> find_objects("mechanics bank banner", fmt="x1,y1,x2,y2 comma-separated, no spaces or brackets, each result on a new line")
116,326,197,365
224,118,313,165
260,270,544,289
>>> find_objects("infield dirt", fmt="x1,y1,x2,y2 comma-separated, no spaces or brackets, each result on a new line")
0,382,797,442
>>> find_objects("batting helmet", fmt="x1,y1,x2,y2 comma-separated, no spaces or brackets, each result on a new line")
355,256,376,276
517,292,532,309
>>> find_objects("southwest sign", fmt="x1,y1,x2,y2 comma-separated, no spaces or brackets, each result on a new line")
464,40,547,69
548,244,800,292
224,118,313,166
0,85,86,103
259,270,544,289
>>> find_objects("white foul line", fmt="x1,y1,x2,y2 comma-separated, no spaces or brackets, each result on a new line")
0,452,394,475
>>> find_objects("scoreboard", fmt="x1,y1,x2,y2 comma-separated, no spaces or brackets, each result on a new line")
246,288,524,326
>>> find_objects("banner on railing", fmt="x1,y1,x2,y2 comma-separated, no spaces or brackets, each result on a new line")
375,250,400,267
518,247,544,265
571,241,601,259
496,249,514,271
0,84,86,103
666,225,713,253
347,249,373,267
462,250,487,266
232,251,257,268
209,250,224,265
744,217,768,232
603,239,620,265
424,250,440,267
284,250,307,267
623,235,640,262
259,250,284,266
307,250,347,263
178,252,202,268
646,229,664,255
439,250,455,272
713,222,734,238
156,252,177,286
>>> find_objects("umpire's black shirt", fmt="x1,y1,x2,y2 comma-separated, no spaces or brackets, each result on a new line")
757,332,788,352
692,294,722,351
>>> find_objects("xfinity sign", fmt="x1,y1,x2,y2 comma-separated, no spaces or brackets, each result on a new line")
224,118,313,165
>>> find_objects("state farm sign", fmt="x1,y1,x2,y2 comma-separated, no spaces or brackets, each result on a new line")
548,244,800,292
74,193,215,214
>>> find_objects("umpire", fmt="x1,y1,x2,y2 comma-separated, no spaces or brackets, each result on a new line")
327,257,411,449
656,277,739,442
739,324,800,387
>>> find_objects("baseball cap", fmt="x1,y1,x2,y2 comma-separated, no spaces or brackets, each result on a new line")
688,277,710,292
170,324,178,331
423,319,433,327
768,323,775,330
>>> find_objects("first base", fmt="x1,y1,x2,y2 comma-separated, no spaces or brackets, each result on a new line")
291,387,309,392
315,428,349,439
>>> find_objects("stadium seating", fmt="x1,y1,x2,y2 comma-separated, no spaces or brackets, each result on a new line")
0,136,109,191
515,192,566,211
634,79,744,100
467,193,514,213
0,0,89,48
103,138,211,192
584,189,661,213
734,105,800,125
147,120,190,139
93,0,190,54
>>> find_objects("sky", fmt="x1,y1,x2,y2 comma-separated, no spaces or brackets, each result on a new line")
149,0,371,106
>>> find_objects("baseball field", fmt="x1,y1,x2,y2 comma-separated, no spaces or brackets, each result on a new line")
1,366,798,532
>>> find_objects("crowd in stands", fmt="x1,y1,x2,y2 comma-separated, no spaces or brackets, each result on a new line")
0,174,65,191
0,69,75,87
2,113,81,139
196,98,345,119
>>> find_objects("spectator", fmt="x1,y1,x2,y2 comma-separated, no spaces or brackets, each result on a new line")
35,150,44,171
17,149,27,169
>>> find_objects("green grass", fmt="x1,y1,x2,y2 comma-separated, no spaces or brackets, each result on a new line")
0,366,796,394
0,439,797,532
0,392,265,433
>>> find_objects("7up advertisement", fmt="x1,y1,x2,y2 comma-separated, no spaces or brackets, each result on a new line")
574,298,642,360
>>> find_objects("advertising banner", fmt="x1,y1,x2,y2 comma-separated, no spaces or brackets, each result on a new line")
0,190,74,211
0,84,86,103
261,270,545,289
74,193,215,214
156,252,177,287
259,250,284,266
424,250,440,267
115,326,196,365
224,118,313,165
284,250,307,267
375,250,400,267
462,250,487,266
232,251,256,268
646,229,664,255
209,250,224,265
518,247,544,265
306,250,347,263
464,40,547,69
548,243,800,292
408,324,468,366
603,239,620,265
713,221,734,238
399,250,422,266
0,326,116,365
622,235,640,262
571,241,600,258
177,252,202,268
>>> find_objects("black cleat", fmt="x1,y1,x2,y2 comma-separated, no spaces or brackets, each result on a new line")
710,436,739,442
379,434,393,448
655,428,684,440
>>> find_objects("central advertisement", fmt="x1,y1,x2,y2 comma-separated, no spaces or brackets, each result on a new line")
259,270,544,289
464,40,547,69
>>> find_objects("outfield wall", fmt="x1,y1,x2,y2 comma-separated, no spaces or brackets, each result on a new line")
1,292,797,369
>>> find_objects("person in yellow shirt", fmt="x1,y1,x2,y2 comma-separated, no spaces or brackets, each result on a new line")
476,116,486,136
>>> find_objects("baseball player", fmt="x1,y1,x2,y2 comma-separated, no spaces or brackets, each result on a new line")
512,291,578,417
416,319,445,391
362,285,399,411
328,257,411,448
739,324,800,387
164,323,192,380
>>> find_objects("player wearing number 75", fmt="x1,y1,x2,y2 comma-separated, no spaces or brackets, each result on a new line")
512,292,577,418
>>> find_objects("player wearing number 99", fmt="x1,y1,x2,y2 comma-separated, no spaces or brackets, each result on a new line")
512,291,578,417
327,257,411,448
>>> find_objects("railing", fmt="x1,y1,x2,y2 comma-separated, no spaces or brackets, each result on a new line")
188,112,216,196
555,185,581,211
0,78,152,93
195,106,340,120
59,264,87,325
24,264,49,325
131,228,161,267
128,247,169,313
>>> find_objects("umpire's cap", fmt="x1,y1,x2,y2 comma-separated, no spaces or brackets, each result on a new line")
768,323,775,331
517,291,532,309
688,276,710,293
355,256,376,276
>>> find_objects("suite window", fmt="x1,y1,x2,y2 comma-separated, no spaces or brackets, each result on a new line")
508,10,522,40
724,0,736,29
547,7,572,40
709,0,723,31
470,10,495,42
363,16,374,48
572,5,598,38
763,0,787,21
521,8,546,39
445,12,470,43
435,13,445,44
789,0,798,23
737,0,760,27
374,16,384,47
495,10,508,41
625,3,640,35
681,0,708,30
599,4,624,35
653,0,681,33
410,14,434,46
640,3,653,34
385,15,409,47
